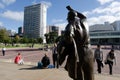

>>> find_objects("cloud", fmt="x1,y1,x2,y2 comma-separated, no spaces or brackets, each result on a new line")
50,18,66,31
51,18,67,30
2,0,16,5
52,19,64,23
0,0,16,9
54,22,67,30
93,1,120,14
84,1,120,26
84,1,120,15
0,10,24,21
87,15,117,26
0,21,3,26
97,0,114,5
0,2,4,8
32,0,37,4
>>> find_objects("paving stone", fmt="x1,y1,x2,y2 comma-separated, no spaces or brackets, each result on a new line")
0,47,120,80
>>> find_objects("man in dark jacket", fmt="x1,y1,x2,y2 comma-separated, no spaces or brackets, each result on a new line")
41,54,50,68
94,44,103,73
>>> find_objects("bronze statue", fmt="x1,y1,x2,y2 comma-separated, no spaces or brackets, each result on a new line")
57,6,94,80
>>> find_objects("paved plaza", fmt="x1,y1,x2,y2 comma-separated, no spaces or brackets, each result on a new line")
0,46,120,80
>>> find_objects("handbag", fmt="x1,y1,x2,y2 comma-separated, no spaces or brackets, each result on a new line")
104,60,108,65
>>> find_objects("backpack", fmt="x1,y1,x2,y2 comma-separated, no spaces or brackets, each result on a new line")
109,52,115,59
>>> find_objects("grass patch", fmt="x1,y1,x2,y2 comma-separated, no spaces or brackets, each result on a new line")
0,43,53,49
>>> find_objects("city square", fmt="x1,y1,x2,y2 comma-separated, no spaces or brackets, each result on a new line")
0,46,120,80
0,0,120,80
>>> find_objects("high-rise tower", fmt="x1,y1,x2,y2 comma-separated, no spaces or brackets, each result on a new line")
23,3,48,43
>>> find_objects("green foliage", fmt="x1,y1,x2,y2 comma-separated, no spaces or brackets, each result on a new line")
44,32,58,44
44,33,49,43
12,35,20,43
55,36,62,43
37,37,43,44
20,37,29,43
0,29,10,44
28,38,35,43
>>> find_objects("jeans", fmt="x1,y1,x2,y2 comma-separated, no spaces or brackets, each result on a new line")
96,59,103,73
107,60,113,75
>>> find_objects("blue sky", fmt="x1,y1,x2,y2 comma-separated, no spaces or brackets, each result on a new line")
0,0,120,32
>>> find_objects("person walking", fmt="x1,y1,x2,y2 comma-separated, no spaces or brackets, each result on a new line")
52,43,58,68
105,49,116,75
94,44,103,73
2,47,6,56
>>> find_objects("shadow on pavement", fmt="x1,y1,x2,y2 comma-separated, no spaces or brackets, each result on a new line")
19,66,39,70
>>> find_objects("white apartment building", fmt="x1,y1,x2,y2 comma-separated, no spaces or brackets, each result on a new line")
23,3,48,43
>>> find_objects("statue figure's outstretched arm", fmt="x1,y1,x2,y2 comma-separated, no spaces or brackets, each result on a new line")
66,5,90,45
66,5,86,20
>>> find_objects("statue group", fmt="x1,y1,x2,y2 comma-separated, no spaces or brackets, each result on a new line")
57,6,94,80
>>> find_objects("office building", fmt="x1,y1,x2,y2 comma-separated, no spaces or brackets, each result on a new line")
23,3,48,43
18,27,23,37
47,25,60,35
89,21,120,45
111,20,120,31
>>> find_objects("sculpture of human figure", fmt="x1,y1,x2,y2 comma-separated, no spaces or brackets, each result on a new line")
64,6,90,45
57,6,94,80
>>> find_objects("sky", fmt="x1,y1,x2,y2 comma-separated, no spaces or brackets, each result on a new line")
0,0,120,32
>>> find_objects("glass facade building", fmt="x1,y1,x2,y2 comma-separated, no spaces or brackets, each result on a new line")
89,21,120,45
90,31,120,45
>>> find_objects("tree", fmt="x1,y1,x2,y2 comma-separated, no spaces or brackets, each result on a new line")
37,37,43,44
20,37,29,43
55,36,62,43
0,29,10,46
28,38,38,48
44,33,49,43
28,38,35,43
49,32,58,43
44,32,58,44
13,35,20,43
